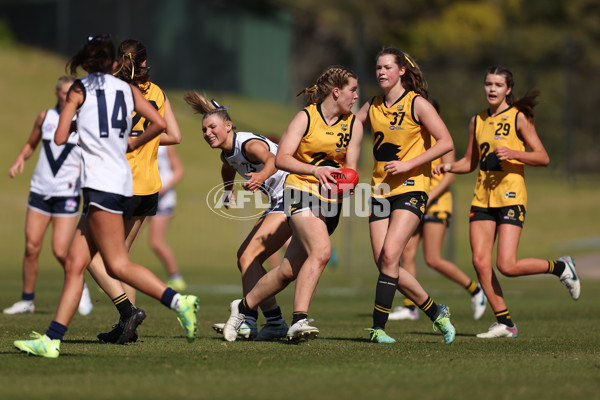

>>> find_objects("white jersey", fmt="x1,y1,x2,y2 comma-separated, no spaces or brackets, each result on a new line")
76,73,134,196
157,145,176,209
222,131,287,202
157,145,173,187
30,108,81,197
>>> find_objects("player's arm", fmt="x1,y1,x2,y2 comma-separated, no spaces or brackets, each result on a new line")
159,95,183,146
354,100,371,128
428,150,455,205
343,117,363,171
55,81,83,146
159,146,184,195
242,139,276,192
127,84,167,151
276,111,338,187
386,96,453,175
220,154,237,208
435,115,478,175
9,110,46,178
495,112,550,167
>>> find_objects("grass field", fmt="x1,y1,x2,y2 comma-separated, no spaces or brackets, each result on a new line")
0,41,599,400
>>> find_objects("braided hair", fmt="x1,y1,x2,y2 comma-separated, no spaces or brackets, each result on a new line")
297,65,357,104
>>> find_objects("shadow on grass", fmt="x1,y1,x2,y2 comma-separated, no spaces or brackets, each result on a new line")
62,339,101,344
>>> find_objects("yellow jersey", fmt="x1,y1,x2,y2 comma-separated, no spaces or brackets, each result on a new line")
368,91,431,198
126,82,165,196
427,156,452,215
284,103,355,201
472,106,526,208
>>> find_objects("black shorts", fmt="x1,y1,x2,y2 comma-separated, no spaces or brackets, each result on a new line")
469,205,525,227
284,188,341,236
82,188,130,215
369,191,428,222
122,192,159,219
423,211,451,227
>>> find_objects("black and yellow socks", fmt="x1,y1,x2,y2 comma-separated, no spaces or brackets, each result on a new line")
113,293,134,320
372,273,397,329
495,309,514,327
466,280,482,296
547,260,566,277
419,296,441,321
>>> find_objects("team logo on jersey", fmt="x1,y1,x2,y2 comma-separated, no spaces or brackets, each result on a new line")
501,115,509,121
45,123,57,132
402,179,415,186
397,105,404,111
504,192,516,198
341,124,348,132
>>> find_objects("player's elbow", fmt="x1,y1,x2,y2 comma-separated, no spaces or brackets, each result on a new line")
156,118,167,132
274,155,286,170
541,154,550,167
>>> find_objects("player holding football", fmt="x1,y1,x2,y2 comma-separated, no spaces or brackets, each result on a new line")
184,91,292,341
355,47,456,344
433,65,579,338
223,65,363,341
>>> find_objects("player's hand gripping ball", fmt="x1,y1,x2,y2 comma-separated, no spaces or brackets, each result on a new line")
329,168,359,198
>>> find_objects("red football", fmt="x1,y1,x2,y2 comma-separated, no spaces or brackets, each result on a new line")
331,168,359,197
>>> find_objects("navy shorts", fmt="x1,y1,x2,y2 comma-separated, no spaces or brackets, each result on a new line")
28,192,80,217
263,196,285,216
123,193,159,219
469,205,526,228
284,188,341,236
82,188,131,215
369,191,428,222
155,190,176,216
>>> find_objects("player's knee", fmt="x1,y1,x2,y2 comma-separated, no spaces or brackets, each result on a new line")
279,266,296,284
237,250,257,272
311,243,331,268
378,249,397,270
496,259,518,277
425,256,443,271
103,259,130,280
105,268,121,280
24,240,43,259
471,254,489,273
52,247,68,265
63,256,84,277
148,237,161,252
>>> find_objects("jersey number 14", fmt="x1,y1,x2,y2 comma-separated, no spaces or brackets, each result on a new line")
96,89,128,138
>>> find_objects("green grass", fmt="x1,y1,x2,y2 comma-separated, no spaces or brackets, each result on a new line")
1,42,599,400
1,277,598,400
